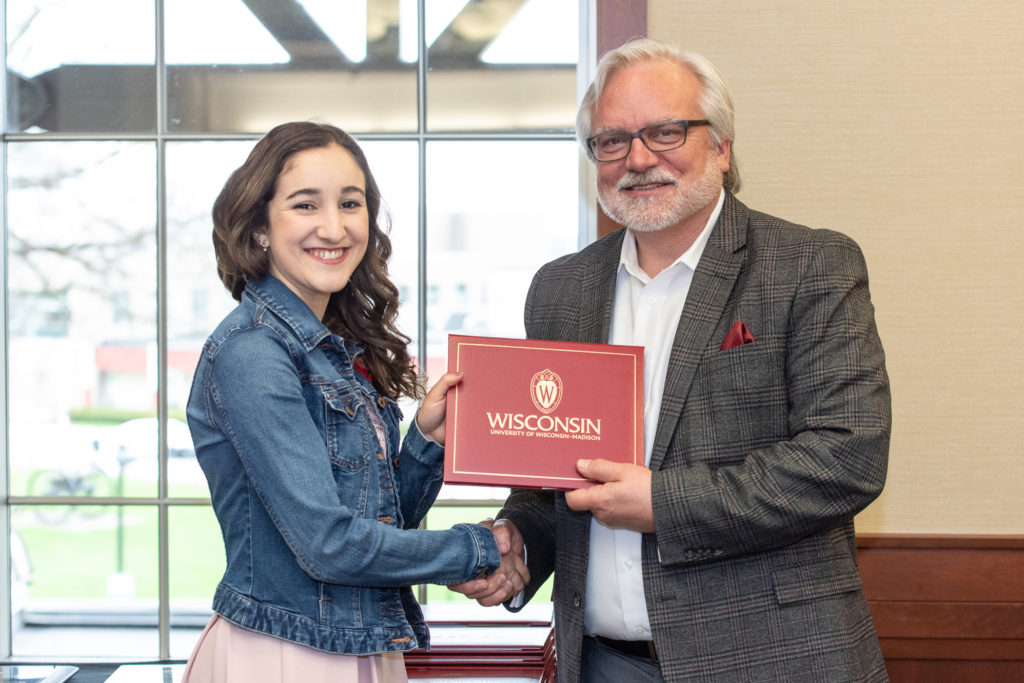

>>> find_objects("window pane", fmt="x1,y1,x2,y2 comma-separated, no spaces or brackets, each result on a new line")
424,139,577,513
424,140,579,383
166,140,256,497
11,506,159,656
166,1,417,133
6,0,156,133
359,141,420,365
426,0,577,131
8,142,159,499
168,506,223,658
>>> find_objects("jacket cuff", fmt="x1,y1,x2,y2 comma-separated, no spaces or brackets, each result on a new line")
404,413,444,460
454,523,502,579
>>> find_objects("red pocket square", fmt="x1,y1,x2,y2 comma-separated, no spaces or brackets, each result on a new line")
720,321,755,351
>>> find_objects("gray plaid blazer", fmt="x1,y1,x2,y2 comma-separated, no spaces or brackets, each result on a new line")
500,193,891,682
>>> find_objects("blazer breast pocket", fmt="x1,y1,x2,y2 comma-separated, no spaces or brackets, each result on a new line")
700,344,787,446
706,343,783,403
709,341,778,384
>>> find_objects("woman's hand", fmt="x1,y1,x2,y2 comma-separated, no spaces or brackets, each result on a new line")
415,371,463,446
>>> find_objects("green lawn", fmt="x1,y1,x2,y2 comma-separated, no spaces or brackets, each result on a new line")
15,503,223,600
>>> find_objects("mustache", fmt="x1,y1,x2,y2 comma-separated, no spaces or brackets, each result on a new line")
616,170,678,191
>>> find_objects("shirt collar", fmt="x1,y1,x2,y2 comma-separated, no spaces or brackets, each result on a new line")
618,188,725,282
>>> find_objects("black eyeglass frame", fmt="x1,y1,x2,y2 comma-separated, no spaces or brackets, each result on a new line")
585,119,711,162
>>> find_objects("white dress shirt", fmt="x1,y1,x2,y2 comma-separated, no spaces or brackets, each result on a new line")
583,190,724,639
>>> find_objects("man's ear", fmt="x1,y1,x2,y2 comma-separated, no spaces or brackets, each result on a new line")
717,139,732,174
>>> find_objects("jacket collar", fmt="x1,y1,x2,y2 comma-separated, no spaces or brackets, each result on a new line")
244,276,335,352
580,230,626,344
705,190,749,256
648,192,748,469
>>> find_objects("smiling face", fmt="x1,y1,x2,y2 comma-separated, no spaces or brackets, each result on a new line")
593,59,730,234
257,143,370,319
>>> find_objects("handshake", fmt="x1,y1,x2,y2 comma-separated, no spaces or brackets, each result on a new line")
446,459,655,605
449,519,529,606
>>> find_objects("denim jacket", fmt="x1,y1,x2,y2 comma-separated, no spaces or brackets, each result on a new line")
186,276,499,654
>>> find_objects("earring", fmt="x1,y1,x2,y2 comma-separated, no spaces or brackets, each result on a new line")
257,237,269,252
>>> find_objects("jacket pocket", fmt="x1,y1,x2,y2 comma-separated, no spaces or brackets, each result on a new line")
704,344,787,445
320,383,371,472
772,554,864,605
707,342,780,391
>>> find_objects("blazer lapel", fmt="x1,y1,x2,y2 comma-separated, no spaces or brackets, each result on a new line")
649,194,748,471
578,229,624,344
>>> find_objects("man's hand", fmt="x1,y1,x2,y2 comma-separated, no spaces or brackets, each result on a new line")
565,458,655,532
448,519,529,606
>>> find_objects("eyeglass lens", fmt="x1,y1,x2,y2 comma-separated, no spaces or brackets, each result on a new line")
590,121,701,160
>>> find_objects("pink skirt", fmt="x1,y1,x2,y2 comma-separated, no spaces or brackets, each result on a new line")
181,614,408,683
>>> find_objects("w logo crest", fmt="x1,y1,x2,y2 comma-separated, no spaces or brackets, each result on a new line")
530,369,563,414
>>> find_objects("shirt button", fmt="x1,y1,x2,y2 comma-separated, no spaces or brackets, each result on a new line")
624,560,633,570
635,626,647,636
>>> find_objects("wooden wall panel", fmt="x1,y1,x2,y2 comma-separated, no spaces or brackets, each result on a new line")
858,534,1024,683
884,661,1024,682
593,0,647,238
596,0,646,58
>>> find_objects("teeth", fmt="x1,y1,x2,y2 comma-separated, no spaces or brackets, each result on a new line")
310,248,345,259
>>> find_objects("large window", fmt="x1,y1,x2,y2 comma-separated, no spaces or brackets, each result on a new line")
3,0,584,660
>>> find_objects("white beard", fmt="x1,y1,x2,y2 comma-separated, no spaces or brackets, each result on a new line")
597,151,723,233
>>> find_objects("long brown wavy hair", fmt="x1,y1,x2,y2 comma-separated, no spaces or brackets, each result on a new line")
211,121,422,400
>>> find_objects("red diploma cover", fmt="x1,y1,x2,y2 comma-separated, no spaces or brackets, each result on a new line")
444,334,644,489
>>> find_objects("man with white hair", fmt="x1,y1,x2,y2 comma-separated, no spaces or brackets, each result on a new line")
453,38,890,682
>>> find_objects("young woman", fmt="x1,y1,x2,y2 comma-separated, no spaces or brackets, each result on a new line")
182,122,517,682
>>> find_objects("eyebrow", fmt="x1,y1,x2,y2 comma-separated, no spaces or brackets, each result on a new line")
284,186,366,200
591,119,680,135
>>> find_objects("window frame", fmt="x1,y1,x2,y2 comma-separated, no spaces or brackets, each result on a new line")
0,0,633,661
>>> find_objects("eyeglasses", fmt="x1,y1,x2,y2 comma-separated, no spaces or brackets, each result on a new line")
586,119,711,162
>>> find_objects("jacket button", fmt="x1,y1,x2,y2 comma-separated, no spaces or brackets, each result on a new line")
377,452,386,461
377,397,387,408
573,593,581,607
378,516,394,524
392,456,400,468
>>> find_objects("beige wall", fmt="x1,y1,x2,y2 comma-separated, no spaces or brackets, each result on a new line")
649,1,1024,533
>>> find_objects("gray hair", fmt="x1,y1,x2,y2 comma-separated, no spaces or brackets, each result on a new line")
577,38,741,193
